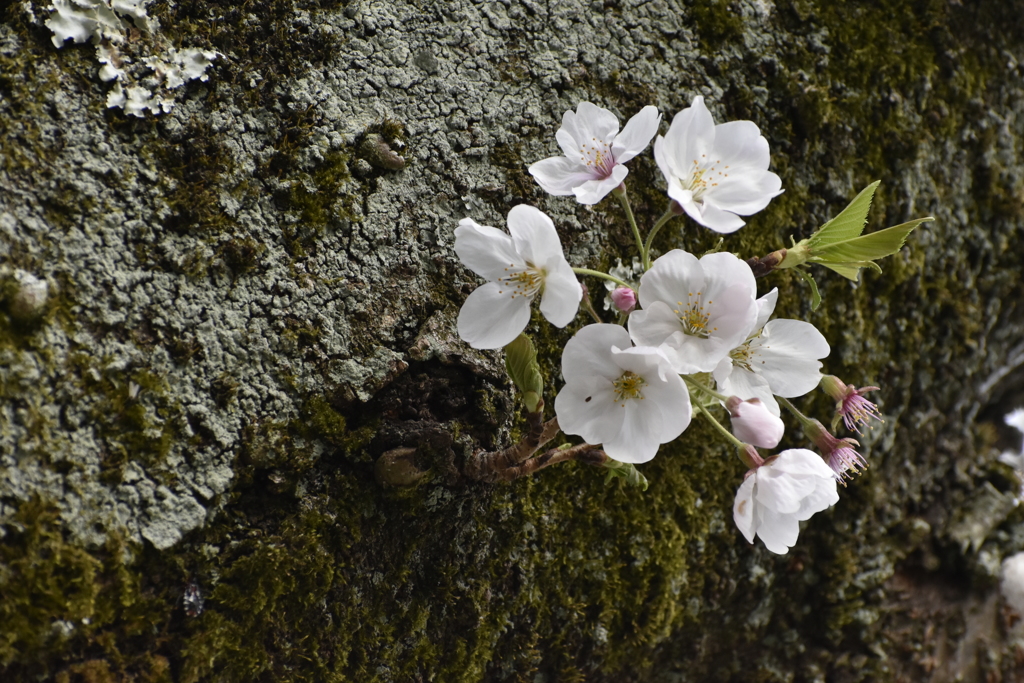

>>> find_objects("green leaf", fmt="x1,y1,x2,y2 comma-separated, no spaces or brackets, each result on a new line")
816,260,882,281
603,459,649,491
809,217,933,266
794,268,822,310
806,181,880,248
504,334,544,412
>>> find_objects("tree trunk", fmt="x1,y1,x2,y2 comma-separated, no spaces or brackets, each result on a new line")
2,0,1024,681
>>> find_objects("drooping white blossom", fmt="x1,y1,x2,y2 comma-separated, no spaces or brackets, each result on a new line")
654,96,782,233
455,205,582,349
554,324,691,464
713,288,830,416
530,102,661,205
628,250,758,374
733,449,839,554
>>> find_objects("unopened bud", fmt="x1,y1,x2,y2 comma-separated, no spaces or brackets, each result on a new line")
726,397,784,449
610,287,637,313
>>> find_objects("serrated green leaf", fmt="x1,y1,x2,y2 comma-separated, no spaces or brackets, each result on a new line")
806,181,880,248
809,217,933,264
794,268,822,310
817,262,869,281
504,334,543,412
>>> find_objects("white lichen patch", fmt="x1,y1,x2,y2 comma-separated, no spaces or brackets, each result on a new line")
44,0,219,117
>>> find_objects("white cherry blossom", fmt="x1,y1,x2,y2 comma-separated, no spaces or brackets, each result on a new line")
455,205,582,349
628,250,758,374
733,449,839,555
554,324,691,464
713,287,830,416
530,102,661,205
654,96,782,233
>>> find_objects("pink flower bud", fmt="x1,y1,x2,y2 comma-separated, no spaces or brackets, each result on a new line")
610,287,637,313
726,397,784,449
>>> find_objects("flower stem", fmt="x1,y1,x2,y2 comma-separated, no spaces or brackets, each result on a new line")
682,375,729,402
572,268,633,290
642,204,678,270
695,403,745,450
612,184,645,265
579,284,604,324
777,396,816,430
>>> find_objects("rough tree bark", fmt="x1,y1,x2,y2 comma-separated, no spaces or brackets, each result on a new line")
2,0,1024,681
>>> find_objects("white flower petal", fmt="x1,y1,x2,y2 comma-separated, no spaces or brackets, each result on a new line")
772,448,835,478
529,156,594,195
709,120,771,169
754,287,779,330
561,324,632,384
573,163,628,204
456,281,532,349
554,383,625,447
664,96,715,177
755,464,820,514
636,250,703,310
574,101,620,145
705,166,783,215
755,506,801,555
454,219,526,281
612,105,661,164
718,367,780,417
733,477,758,544
694,200,747,233
507,205,564,266
539,261,582,327
604,399,663,464
795,479,839,521
753,319,830,397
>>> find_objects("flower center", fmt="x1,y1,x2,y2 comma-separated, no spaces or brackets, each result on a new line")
497,263,544,300
579,137,615,178
672,291,717,339
676,156,728,201
612,371,647,405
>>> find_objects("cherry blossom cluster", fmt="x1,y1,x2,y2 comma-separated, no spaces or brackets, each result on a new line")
453,96,920,555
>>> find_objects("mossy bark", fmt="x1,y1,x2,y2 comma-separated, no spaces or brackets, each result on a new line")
2,0,1024,681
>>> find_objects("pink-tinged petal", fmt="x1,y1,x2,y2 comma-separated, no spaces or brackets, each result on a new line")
733,477,758,544
729,399,784,449
665,96,716,176
718,367,780,416
506,205,564,265
752,320,830,397
705,166,783,215
612,105,661,163
574,101,620,145
457,282,532,349
574,164,628,204
637,249,703,310
755,506,801,554
561,324,632,385
554,382,625,448
754,287,779,330
454,219,526,281
539,261,582,327
709,120,771,169
693,201,746,233
529,156,594,195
